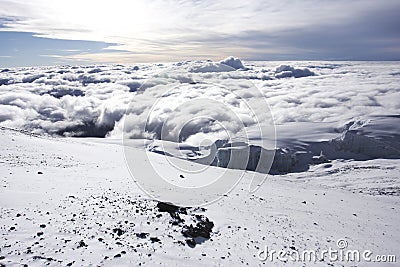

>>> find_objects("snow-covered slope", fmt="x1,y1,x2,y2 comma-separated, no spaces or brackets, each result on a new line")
1,127,399,266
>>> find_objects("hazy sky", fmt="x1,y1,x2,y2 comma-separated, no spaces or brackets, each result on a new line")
1,0,400,66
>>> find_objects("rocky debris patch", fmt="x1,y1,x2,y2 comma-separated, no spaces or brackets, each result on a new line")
182,217,214,248
0,190,215,266
156,201,214,248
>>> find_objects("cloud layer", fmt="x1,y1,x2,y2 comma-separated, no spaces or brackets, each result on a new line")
0,59,399,145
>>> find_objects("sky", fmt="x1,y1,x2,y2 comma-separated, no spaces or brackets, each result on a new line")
0,0,400,67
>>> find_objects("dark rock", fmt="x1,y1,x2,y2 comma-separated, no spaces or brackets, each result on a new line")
182,217,214,239
136,232,149,239
113,228,125,236
156,202,187,222
77,240,87,248
186,238,196,248
150,237,161,243
157,202,180,214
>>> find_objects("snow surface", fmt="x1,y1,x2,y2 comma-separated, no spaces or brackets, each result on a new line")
1,127,399,266
0,59,400,265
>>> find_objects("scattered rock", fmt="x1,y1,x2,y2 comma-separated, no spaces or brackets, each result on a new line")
136,232,149,239
156,202,180,214
77,240,87,248
113,228,125,236
182,218,214,239
150,237,161,243
156,202,187,223
185,238,196,248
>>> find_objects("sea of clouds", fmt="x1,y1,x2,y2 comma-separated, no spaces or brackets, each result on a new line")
0,57,399,146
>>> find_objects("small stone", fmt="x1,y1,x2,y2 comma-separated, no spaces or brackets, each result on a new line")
113,228,125,236
150,237,161,243
136,232,149,239
185,239,196,248
77,240,87,248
